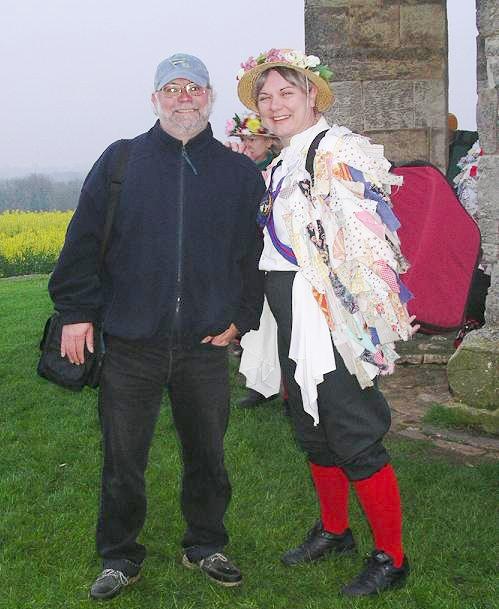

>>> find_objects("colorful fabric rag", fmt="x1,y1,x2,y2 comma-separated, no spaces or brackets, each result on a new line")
240,118,414,424
272,120,413,386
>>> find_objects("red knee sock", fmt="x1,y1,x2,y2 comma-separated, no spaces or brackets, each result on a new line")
309,462,350,535
353,464,404,567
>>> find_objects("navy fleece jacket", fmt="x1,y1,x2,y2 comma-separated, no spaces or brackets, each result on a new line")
49,121,266,344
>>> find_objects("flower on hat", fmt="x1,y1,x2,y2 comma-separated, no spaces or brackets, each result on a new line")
246,117,261,133
226,112,270,137
225,119,236,135
236,48,333,83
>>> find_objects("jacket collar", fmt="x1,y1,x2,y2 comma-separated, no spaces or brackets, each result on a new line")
151,120,214,151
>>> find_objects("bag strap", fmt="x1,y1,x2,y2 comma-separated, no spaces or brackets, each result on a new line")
305,129,328,183
98,139,131,271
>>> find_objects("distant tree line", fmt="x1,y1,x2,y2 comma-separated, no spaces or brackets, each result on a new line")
0,174,83,212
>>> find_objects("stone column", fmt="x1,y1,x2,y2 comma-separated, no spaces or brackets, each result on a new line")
305,0,448,170
446,0,498,412
476,0,499,326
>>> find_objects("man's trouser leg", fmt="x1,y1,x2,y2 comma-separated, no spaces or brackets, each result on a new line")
96,336,168,575
168,344,232,562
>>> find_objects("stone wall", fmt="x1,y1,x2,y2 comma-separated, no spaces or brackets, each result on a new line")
444,0,498,411
476,0,499,326
305,0,448,170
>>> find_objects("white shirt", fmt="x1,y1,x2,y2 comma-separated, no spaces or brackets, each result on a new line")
259,117,332,272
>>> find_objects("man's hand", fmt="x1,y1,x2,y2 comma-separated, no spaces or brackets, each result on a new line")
61,322,94,365
201,323,239,347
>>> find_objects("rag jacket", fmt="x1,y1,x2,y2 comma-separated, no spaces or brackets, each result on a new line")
240,118,413,424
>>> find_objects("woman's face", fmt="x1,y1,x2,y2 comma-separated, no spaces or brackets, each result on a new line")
256,69,318,144
240,135,271,163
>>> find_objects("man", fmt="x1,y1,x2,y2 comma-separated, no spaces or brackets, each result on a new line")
49,53,265,600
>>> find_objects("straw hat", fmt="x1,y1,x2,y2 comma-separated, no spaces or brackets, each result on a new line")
236,49,334,113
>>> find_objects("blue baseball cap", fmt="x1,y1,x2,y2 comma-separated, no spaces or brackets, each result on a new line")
154,53,210,91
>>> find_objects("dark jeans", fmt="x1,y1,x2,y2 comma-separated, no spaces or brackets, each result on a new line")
265,271,391,481
96,335,231,575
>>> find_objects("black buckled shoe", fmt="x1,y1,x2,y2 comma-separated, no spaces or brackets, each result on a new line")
341,550,410,597
89,568,140,600
182,552,242,587
282,520,356,566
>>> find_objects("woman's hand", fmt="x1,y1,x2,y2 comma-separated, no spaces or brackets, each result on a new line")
201,323,239,347
408,314,420,337
224,140,248,155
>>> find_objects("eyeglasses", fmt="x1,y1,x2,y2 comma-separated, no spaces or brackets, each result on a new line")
159,82,207,98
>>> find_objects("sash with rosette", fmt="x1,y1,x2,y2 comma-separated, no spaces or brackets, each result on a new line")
256,131,330,266
257,160,298,265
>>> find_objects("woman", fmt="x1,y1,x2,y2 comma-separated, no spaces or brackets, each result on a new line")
226,111,280,171
237,49,417,597
226,112,285,407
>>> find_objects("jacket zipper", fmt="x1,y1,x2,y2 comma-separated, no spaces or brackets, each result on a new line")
173,146,186,336
173,145,198,339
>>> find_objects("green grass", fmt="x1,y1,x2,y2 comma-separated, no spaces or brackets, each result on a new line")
1,276,498,609
424,403,499,436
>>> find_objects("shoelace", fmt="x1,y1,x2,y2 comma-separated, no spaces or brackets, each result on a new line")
97,569,129,586
202,552,228,566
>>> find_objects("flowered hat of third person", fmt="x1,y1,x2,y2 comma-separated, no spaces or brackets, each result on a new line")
237,48,334,113
226,112,275,138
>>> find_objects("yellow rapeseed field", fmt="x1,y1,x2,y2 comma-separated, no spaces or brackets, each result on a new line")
0,210,73,277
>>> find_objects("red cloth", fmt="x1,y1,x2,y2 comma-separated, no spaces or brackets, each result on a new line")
309,462,350,534
353,464,404,567
391,165,481,332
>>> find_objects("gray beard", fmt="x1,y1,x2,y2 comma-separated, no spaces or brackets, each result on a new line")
155,96,213,140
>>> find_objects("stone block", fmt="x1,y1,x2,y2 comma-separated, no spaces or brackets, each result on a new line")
348,6,400,49
477,35,488,83
447,327,499,409
481,245,499,273
477,155,499,240
422,353,449,365
397,428,428,442
400,3,446,48
362,128,429,164
477,0,499,38
363,80,415,130
432,438,486,456
485,265,499,326
485,35,499,87
396,354,424,365
319,47,445,81
431,403,499,437
305,7,349,50
477,81,498,154
429,127,447,173
306,0,381,7
383,0,444,5
414,80,447,128
325,81,364,133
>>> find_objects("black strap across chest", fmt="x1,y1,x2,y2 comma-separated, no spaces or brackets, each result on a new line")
305,129,328,183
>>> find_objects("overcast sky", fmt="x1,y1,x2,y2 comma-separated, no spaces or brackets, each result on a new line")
0,0,477,177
